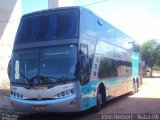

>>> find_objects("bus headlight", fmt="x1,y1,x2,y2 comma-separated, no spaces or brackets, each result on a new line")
10,91,24,99
53,89,75,98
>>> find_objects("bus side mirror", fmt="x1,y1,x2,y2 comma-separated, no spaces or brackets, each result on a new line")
79,51,90,85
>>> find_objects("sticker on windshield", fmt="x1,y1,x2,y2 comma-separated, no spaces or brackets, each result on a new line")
15,60,20,79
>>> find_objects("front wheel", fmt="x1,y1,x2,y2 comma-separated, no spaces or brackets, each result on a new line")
92,89,103,112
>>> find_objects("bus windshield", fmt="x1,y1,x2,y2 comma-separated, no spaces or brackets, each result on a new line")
12,45,77,85
15,10,79,44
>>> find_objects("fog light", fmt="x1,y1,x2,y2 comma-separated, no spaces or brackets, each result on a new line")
20,95,23,98
61,92,65,96
66,90,70,95
57,93,61,97
71,89,74,94
17,93,20,98
13,92,16,96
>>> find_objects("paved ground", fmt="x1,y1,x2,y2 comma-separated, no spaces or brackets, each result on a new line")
1,78,160,120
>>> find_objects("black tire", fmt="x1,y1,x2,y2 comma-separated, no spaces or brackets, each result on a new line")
92,88,101,112
100,88,107,107
92,87,106,112
130,81,138,95
135,81,138,92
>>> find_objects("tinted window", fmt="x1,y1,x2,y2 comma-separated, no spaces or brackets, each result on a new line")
116,31,133,50
96,20,116,45
40,45,77,79
116,60,132,77
15,10,79,44
13,50,39,84
98,57,131,80
12,45,77,85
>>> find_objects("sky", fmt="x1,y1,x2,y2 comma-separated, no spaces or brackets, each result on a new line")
75,0,160,44
22,0,160,44
22,0,48,14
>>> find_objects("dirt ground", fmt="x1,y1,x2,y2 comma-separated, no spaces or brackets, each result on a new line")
0,78,160,120
100,78,160,114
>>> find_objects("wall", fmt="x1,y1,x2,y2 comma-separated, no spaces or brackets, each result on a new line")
0,0,22,89
0,0,74,89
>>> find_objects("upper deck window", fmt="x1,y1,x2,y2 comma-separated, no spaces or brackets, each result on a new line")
15,10,79,44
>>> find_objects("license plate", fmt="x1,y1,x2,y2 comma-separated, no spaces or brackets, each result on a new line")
35,105,46,110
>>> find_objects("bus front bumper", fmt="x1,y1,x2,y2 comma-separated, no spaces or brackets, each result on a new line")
10,95,81,114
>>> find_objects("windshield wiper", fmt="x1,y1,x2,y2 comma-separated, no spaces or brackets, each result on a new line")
26,75,75,85
37,76,75,84
16,71,29,81
57,76,75,84
39,76,58,81
27,75,59,85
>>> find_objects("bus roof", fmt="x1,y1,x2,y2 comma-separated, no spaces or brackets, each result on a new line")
20,6,137,47
22,6,92,19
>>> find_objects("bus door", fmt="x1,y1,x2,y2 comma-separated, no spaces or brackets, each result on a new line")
79,44,96,110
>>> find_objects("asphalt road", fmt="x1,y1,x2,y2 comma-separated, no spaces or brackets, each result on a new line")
1,78,160,120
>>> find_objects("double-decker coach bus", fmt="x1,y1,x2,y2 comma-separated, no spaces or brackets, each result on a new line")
8,6,139,114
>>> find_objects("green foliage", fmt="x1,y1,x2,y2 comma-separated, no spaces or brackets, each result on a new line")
141,39,157,67
155,43,160,67
141,39,160,76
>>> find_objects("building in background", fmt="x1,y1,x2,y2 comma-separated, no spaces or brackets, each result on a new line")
0,0,74,89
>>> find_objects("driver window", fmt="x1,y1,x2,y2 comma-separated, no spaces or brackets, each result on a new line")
80,44,88,70
79,44,90,85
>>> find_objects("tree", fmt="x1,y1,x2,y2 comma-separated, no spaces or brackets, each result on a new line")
154,43,160,67
141,39,158,77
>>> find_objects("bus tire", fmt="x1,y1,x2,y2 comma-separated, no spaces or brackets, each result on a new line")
100,85,107,107
92,88,101,112
92,86,106,112
135,81,138,93
130,80,138,95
